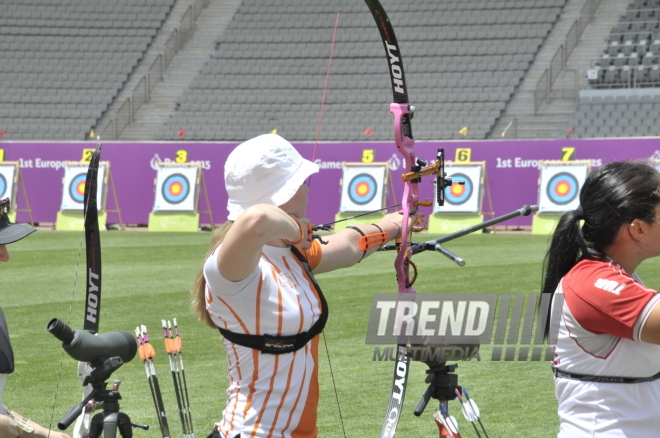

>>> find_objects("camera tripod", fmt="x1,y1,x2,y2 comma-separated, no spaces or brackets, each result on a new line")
414,361,489,438
58,357,148,438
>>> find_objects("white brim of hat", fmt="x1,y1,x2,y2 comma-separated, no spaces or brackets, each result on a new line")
0,223,37,245
227,158,318,221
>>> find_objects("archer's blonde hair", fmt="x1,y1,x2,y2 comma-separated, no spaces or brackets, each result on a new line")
191,221,233,328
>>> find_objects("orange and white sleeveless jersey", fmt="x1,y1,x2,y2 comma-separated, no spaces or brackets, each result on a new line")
204,242,324,438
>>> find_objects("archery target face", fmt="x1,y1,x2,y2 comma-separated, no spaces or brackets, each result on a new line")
340,166,386,212
538,163,589,213
546,172,579,205
161,173,190,204
434,165,482,213
69,173,87,203
153,166,199,212
0,164,16,200
60,164,106,211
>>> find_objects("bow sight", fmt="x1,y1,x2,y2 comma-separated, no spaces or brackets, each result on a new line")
399,148,464,208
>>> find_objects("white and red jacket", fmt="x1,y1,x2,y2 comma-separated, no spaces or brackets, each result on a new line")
553,258,660,437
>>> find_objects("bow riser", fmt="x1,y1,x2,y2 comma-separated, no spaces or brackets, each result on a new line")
390,103,417,293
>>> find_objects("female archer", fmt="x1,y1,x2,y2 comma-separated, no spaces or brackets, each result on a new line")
192,134,419,438
542,161,660,437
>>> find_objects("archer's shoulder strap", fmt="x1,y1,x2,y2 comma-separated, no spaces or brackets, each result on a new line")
217,246,328,355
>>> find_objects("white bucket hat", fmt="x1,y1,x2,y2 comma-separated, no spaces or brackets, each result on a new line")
225,134,319,221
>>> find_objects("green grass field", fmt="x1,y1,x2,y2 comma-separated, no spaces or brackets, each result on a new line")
4,230,660,437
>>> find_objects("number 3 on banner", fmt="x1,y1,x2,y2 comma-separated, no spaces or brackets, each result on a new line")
456,148,471,163
175,150,188,163
82,149,95,163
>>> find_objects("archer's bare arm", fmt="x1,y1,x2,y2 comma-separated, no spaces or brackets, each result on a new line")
1,407,71,438
216,204,310,282
313,213,419,274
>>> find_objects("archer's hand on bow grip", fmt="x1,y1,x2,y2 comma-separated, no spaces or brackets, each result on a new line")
411,213,427,233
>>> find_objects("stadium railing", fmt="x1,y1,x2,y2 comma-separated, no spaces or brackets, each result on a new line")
535,0,603,114
97,0,209,140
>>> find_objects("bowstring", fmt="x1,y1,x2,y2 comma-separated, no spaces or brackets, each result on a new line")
309,2,343,189
47,231,85,436
313,3,348,438
321,332,347,438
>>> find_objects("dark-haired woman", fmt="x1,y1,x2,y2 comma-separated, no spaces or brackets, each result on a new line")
542,161,660,437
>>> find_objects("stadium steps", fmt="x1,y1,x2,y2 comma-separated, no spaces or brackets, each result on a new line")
96,0,241,141
116,0,243,141
94,0,200,140
489,0,628,139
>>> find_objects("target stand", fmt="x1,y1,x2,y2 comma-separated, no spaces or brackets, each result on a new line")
0,162,34,226
428,162,492,234
531,160,591,235
332,163,396,231
147,162,213,232
55,161,122,231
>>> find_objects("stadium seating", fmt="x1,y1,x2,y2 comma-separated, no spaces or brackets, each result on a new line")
0,0,176,140
157,0,565,141
567,0,660,138
588,2,660,89
569,91,660,137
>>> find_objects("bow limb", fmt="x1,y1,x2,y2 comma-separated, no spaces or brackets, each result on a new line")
71,144,103,438
362,2,416,437
362,0,416,294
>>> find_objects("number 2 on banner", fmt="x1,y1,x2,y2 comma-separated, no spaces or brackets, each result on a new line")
82,148,95,163
175,150,188,163
456,148,471,162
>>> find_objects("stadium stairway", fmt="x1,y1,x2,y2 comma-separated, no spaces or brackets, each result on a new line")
489,0,628,139
97,0,242,141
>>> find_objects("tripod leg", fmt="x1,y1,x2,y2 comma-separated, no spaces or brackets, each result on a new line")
117,412,133,438
88,413,104,438
102,412,119,438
